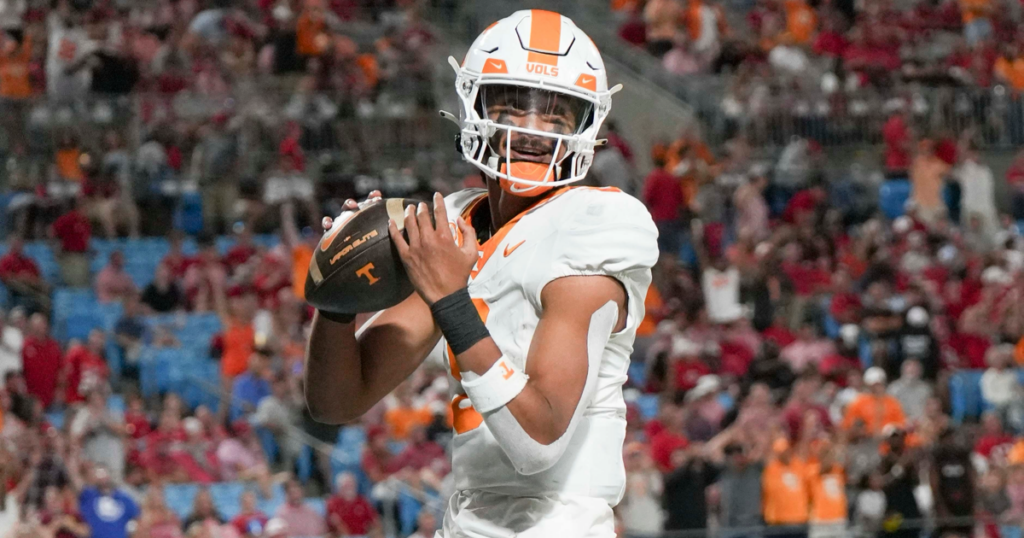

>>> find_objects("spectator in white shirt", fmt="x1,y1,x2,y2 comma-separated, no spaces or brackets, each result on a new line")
956,145,997,235
981,345,1019,412
0,309,23,380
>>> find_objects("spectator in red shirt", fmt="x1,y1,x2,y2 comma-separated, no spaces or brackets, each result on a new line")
882,110,912,177
0,236,50,313
63,329,110,404
223,225,258,275
21,313,64,409
781,375,832,440
642,148,685,254
50,198,92,288
361,425,401,483
326,472,380,536
124,393,152,439
1006,149,1024,220
974,411,1014,465
649,401,690,472
231,491,269,537
95,251,138,303
812,16,848,57
161,231,194,281
393,425,448,472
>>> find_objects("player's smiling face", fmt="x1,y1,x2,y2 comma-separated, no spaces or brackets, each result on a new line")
481,84,590,164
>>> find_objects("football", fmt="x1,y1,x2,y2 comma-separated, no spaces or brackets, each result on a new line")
304,198,431,314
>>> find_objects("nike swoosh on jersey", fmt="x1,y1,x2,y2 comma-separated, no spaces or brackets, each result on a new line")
503,240,526,257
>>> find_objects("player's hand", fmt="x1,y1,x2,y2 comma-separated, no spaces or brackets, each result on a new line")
322,190,382,231
389,192,478,305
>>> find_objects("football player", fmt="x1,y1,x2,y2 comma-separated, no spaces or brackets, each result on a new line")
305,10,659,537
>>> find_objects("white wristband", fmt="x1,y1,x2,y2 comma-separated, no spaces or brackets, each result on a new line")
460,357,529,414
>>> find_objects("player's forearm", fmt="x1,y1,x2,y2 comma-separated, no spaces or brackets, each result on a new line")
306,297,441,423
304,313,370,423
457,339,571,445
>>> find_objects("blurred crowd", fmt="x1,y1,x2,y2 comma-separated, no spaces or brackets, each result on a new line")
615,0,1024,87
0,0,445,240
611,107,1024,535
608,0,1024,148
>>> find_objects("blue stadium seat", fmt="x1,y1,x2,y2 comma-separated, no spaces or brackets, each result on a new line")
0,283,8,309
627,361,646,387
879,179,911,220
174,192,204,235
636,394,659,421
257,427,279,463
45,411,65,430
107,394,126,416
139,347,197,397
182,360,220,411
256,484,285,517
53,289,97,316
305,498,326,518
23,242,59,283
949,370,985,423
164,484,200,520
64,312,104,343
209,482,245,520
297,445,314,484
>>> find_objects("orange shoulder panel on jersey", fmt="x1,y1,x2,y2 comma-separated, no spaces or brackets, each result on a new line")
527,10,561,66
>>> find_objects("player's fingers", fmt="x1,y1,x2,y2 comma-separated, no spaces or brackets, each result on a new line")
322,216,334,230
416,202,434,234
457,216,478,256
432,193,451,239
388,218,409,256
368,190,382,201
404,205,421,248
342,198,359,210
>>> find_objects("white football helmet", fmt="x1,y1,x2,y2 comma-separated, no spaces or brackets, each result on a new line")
442,10,621,197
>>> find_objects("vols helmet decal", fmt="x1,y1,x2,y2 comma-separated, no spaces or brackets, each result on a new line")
440,10,622,197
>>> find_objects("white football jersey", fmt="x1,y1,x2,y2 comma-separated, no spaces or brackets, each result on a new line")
437,186,659,507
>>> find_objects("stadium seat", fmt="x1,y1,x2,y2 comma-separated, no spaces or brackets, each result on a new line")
627,361,646,387
879,179,911,220
255,484,285,517
297,445,314,484
209,482,245,520
174,192,204,235
45,411,65,430
164,484,200,519
305,498,326,518
949,370,984,423
397,488,424,536
636,394,659,421
107,394,126,416
64,312,103,343
139,347,197,397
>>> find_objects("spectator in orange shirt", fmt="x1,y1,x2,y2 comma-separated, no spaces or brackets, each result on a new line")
994,45,1024,93
783,0,817,45
54,132,85,184
762,437,810,532
384,383,432,441
296,0,333,58
909,139,951,226
807,448,847,538
0,32,32,144
842,367,906,436
216,284,258,381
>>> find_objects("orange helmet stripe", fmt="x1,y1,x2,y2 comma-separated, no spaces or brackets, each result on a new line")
527,10,561,66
